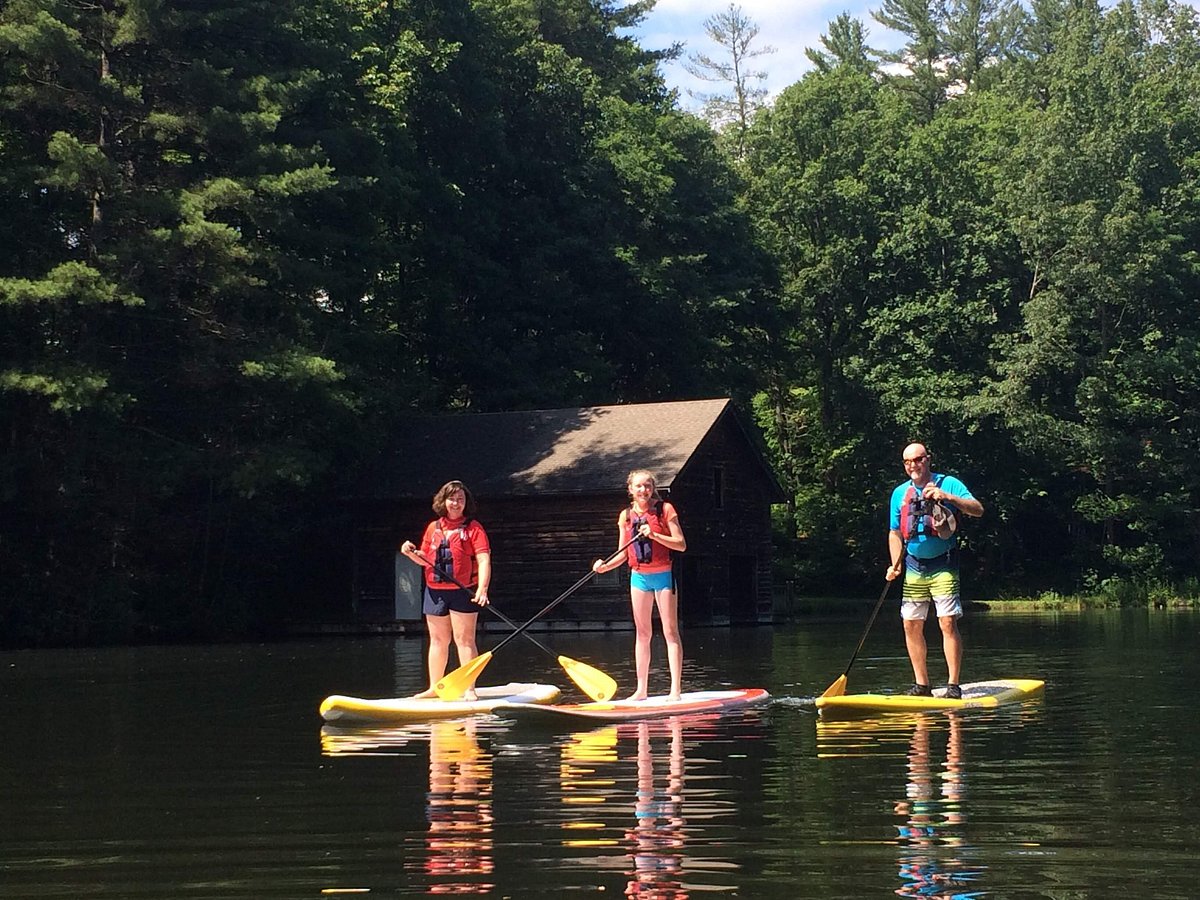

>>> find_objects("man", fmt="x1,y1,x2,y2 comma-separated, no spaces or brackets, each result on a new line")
885,442,984,698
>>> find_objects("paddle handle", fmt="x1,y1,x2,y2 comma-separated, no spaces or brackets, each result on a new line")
488,534,640,654
415,551,559,659
840,577,894,677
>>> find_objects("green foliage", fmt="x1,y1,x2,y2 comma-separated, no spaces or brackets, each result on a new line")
0,0,366,642
3,0,1199,640
982,0,1200,582
806,14,875,75
745,0,1200,599
0,0,772,643
0,369,114,413
745,69,911,587
0,262,139,307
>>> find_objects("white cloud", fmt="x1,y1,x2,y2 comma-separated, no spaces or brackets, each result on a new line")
627,0,1200,110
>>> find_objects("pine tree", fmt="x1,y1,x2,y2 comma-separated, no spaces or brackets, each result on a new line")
684,3,775,156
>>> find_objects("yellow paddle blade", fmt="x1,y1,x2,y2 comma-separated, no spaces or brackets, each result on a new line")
558,655,617,702
821,674,849,699
435,651,494,700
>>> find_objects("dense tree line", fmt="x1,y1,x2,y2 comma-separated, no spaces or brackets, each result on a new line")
1,0,1196,643
748,0,1200,601
0,0,772,642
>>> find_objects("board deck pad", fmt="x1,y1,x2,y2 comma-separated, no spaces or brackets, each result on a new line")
319,682,560,724
814,678,1044,717
496,687,770,722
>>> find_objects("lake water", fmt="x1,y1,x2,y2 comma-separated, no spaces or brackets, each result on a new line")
1,609,1197,898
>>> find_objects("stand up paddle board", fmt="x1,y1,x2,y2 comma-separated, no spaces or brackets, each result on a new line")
815,678,1044,717
319,682,560,724
496,688,770,723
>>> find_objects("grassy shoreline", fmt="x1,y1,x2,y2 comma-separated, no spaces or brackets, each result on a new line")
775,593,1200,617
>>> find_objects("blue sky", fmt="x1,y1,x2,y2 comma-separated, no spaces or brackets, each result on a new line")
628,0,1200,110
628,1,908,109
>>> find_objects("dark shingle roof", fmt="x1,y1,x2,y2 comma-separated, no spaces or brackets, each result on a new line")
365,398,747,499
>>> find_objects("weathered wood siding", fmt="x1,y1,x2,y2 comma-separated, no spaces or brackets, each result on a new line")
485,495,630,623
666,413,777,624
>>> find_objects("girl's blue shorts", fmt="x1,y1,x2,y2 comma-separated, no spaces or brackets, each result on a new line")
630,569,674,592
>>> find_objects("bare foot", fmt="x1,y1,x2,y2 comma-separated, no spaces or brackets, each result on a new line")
463,689,479,702
667,693,682,702
411,688,438,700
625,692,649,702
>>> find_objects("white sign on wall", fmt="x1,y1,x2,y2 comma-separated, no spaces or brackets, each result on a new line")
394,554,423,621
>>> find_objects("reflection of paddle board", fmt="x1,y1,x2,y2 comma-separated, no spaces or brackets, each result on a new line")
496,688,770,722
319,682,560,723
815,679,1044,718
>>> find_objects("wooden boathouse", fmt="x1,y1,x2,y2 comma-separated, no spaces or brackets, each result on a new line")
350,398,785,630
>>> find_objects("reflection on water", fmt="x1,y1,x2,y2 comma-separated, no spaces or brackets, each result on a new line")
817,714,984,899
625,718,687,898
892,714,982,899
321,722,429,756
320,710,757,897
560,724,621,847
322,719,496,895
556,713,744,898
423,720,494,894
6,617,1200,897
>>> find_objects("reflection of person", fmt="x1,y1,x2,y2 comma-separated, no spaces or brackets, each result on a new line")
592,470,687,701
400,481,491,700
884,444,983,698
424,719,494,894
625,717,686,898
894,714,980,898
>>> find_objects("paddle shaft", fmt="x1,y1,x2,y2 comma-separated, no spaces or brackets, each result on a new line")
839,577,894,678
416,553,561,661
487,534,640,656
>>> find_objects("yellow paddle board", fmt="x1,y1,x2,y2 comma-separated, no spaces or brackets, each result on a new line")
815,678,1044,718
319,682,560,724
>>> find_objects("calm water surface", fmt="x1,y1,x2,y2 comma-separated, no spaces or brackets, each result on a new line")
1,610,1198,898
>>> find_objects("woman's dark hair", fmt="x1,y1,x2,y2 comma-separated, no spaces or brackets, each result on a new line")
431,480,477,518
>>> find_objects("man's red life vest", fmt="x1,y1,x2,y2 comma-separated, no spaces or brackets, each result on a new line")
421,517,480,589
899,476,955,542
624,501,675,572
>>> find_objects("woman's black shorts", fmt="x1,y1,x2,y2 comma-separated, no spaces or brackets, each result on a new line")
423,585,479,616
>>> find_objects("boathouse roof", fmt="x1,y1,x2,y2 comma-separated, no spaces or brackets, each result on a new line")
363,397,782,500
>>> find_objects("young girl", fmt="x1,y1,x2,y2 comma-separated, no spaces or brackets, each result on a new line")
400,480,491,700
593,470,687,700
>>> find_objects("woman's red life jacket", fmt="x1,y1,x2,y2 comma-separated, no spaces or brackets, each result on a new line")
624,501,675,572
421,517,480,589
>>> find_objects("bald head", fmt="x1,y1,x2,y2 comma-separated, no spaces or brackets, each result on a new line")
902,443,931,483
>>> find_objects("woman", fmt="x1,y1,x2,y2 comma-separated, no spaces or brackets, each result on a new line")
400,480,491,700
592,470,686,701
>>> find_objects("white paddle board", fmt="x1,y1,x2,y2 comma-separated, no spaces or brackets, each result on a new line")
495,688,770,722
